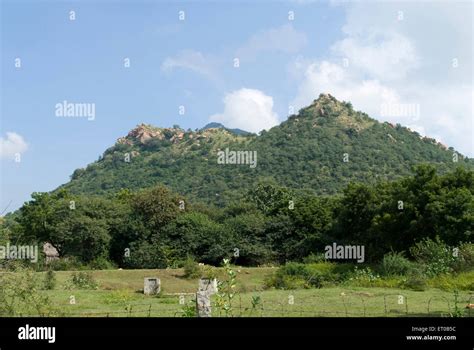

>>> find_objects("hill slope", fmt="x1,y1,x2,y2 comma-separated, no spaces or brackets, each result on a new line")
60,94,473,204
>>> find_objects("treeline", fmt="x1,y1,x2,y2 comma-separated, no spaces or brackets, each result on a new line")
1,164,472,269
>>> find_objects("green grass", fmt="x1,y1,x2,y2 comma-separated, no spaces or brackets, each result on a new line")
36,266,275,293
237,288,473,317
27,267,474,317
41,286,474,318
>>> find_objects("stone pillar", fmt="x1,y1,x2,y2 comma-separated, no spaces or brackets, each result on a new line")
143,277,161,295
196,291,212,317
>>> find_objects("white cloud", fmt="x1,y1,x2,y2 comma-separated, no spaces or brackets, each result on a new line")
0,132,28,159
291,1,473,156
341,1,472,85
161,50,219,82
236,24,308,61
291,60,401,119
331,31,419,81
209,88,279,133
411,85,474,154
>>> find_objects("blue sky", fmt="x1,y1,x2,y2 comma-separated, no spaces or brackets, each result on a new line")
1,0,473,213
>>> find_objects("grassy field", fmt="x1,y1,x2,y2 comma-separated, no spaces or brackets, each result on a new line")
41,267,274,293
28,268,474,317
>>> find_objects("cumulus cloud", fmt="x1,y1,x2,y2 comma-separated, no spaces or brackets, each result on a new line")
291,61,401,118
292,59,473,154
331,31,419,81
209,88,279,133
291,1,473,156
236,24,308,61
161,49,220,82
411,85,473,152
0,132,28,159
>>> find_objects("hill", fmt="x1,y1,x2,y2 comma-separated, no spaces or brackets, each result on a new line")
60,94,473,204
201,122,253,136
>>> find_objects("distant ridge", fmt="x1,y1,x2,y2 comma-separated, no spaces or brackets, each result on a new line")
201,122,253,136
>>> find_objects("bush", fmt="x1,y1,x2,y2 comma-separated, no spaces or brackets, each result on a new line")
0,259,29,271
279,262,308,277
0,268,60,316
265,262,325,289
452,243,474,272
88,257,116,270
404,272,427,291
410,237,456,277
400,265,428,291
65,272,98,290
43,270,56,290
183,256,201,279
346,266,381,286
302,253,326,264
427,270,474,291
306,262,353,284
265,262,356,289
265,274,311,290
177,300,198,317
201,264,218,280
380,252,413,276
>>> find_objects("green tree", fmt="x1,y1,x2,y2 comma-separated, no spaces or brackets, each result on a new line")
57,215,110,262
131,185,181,238
15,191,75,255
247,183,293,216
224,211,271,265
161,212,232,265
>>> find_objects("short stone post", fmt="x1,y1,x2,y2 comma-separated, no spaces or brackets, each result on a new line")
195,278,218,317
196,291,212,317
143,277,161,295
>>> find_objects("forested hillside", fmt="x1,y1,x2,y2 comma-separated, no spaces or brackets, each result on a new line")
59,94,473,205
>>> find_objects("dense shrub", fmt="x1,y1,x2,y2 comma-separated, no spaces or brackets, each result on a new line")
409,237,456,277
427,271,474,291
88,257,116,270
379,252,413,276
0,268,60,316
452,243,474,272
265,274,311,290
346,266,381,286
264,262,353,289
65,272,98,290
403,271,427,291
265,263,321,289
183,257,201,279
302,253,326,264
0,259,29,271
428,271,474,291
